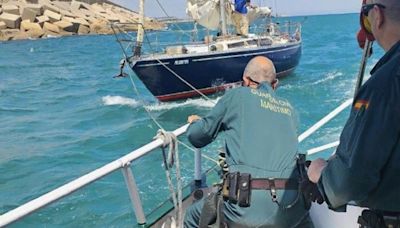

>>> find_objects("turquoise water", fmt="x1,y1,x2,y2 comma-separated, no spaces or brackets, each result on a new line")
0,13,384,227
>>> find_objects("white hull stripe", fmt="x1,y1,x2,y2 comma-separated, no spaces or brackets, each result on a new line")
192,45,300,62
138,62,170,67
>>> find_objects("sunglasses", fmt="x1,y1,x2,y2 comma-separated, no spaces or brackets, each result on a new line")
361,3,386,16
248,77,260,85
242,77,259,87
360,3,386,34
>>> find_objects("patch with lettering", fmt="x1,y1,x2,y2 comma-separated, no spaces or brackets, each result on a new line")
260,99,292,116
251,89,293,116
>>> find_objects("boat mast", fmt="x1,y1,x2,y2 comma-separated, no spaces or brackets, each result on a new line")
134,0,145,57
219,0,227,36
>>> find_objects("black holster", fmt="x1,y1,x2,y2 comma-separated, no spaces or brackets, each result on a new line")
297,154,324,209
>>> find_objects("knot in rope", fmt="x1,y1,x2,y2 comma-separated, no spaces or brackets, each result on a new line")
155,129,177,148
155,129,178,169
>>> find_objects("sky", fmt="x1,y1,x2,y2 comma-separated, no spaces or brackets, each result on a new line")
110,0,363,18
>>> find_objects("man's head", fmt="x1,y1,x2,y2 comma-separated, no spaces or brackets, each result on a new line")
364,0,400,51
242,56,278,89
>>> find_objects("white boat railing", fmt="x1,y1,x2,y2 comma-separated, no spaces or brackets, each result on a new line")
113,21,302,58
298,98,353,143
0,98,353,227
0,125,191,227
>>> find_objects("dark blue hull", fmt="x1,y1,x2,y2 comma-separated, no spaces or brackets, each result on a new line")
131,42,301,101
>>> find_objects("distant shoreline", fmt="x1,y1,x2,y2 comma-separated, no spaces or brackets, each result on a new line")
0,0,164,41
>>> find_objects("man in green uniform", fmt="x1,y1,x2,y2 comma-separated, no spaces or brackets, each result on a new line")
308,0,400,227
184,56,312,227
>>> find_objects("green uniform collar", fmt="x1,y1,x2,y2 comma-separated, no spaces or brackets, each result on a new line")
257,81,274,93
370,40,400,75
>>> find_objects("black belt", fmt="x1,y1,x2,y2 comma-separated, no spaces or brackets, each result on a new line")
251,178,298,190
222,172,299,207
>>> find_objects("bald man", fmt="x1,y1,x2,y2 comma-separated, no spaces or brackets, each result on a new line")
184,57,313,227
307,0,400,227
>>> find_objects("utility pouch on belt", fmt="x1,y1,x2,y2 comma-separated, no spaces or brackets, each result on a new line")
228,172,240,203
238,173,251,207
222,172,252,207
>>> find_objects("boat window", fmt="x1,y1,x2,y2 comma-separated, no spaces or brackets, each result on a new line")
247,40,258,45
259,38,272,46
227,42,245,48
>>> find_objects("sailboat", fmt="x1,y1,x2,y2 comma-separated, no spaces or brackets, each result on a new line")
125,0,302,102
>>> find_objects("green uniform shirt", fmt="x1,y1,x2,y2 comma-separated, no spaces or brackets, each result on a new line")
187,83,310,227
319,40,400,211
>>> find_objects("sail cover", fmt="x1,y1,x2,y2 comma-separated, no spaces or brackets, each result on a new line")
186,0,271,30
186,0,227,29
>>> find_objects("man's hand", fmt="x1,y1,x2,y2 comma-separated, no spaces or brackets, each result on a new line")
307,158,327,183
188,115,201,124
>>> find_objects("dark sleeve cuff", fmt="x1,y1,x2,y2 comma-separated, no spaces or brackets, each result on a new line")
318,175,347,212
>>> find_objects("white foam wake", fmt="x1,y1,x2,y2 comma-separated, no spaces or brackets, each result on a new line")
311,71,343,85
102,95,140,107
145,97,219,111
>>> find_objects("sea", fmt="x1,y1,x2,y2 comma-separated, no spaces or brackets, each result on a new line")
0,13,384,227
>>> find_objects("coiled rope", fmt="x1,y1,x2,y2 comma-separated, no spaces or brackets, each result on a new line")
155,129,183,227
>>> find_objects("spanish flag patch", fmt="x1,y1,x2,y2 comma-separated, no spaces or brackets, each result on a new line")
354,100,369,110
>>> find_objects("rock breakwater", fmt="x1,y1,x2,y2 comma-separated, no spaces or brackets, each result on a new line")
0,0,164,41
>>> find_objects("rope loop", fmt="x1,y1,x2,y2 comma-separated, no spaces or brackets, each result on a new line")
155,129,178,169
155,129,177,148
154,129,183,227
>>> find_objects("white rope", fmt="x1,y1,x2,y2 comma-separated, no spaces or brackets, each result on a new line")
139,24,216,103
155,129,184,227
178,141,220,165
152,58,216,103
126,72,218,166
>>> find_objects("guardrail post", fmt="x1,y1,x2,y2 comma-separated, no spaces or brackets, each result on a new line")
121,164,146,226
194,149,202,187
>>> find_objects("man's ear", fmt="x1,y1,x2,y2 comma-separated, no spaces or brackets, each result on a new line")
272,79,279,90
242,77,249,86
376,6,385,29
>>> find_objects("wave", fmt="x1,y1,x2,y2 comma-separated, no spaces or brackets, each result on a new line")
144,97,218,111
310,71,343,85
102,95,219,111
0,107,37,112
102,95,140,107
